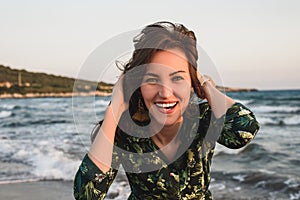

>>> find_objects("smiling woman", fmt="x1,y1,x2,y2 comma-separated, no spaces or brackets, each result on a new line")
73,21,260,200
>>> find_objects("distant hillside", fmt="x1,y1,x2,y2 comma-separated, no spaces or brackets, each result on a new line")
216,86,257,92
0,65,113,96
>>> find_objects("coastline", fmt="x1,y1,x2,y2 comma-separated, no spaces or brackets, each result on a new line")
0,87,258,99
0,91,112,99
216,86,258,92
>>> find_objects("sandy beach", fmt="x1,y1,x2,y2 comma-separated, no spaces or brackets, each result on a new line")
0,180,272,200
0,181,73,200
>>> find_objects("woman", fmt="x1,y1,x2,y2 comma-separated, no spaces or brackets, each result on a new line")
74,21,260,199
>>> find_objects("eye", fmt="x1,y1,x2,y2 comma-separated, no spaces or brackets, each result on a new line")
144,78,158,84
172,76,184,82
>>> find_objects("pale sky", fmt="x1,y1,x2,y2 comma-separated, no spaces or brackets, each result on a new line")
0,0,299,90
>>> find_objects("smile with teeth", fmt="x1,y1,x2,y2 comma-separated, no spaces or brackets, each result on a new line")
155,102,178,109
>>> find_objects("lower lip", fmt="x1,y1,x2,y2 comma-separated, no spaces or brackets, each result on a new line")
155,103,178,114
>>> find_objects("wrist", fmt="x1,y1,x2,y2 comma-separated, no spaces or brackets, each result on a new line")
198,75,210,86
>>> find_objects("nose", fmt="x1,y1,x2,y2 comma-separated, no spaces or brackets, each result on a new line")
158,84,172,98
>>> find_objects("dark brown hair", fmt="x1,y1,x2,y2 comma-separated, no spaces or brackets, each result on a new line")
120,21,204,124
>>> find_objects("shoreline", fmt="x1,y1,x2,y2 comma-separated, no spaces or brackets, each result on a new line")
0,180,74,200
0,179,272,200
0,91,112,99
0,87,258,99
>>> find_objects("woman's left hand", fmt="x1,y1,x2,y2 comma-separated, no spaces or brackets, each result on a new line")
196,72,235,118
197,72,216,99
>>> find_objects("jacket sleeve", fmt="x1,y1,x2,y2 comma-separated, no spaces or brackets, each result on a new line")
73,154,119,200
217,102,260,149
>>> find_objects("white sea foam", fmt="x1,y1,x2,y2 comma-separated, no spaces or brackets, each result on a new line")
7,138,81,181
235,99,254,105
13,149,30,159
258,169,276,175
209,183,226,191
0,111,12,118
256,115,300,126
29,148,81,181
0,138,14,155
0,178,40,185
255,181,266,188
214,143,245,156
234,186,241,191
95,99,110,107
232,174,247,182
106,180,131,200
284,115,300,125
290,191,300,200
252,105,299,114
1,104,16,110
285,178,300,188
256,116,276,125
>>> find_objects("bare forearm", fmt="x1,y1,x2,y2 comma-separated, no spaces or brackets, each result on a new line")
88,105,120,173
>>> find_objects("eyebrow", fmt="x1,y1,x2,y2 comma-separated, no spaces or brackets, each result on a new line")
169,70,186,76
144,70,186,77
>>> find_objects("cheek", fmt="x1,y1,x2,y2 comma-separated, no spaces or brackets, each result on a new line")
140,85,155,103
180,88,192,102
175,85,192,108
176,82,192,97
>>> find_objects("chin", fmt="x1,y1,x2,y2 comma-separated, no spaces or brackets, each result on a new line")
150,114,183,127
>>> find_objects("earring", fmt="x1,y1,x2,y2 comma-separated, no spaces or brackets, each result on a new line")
132,98,150,122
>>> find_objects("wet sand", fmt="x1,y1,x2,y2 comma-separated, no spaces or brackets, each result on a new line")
0,180,272,200
0,181,73,200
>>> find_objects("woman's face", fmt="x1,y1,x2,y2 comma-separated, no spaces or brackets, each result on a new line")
140,48,192,127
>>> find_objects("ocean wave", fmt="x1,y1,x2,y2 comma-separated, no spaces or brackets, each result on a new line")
29,150,81,181
8,144,81,182
269,109,300,114
253,105,300,114
239,143,268,155
214,143,285,168
284,115,300,125
1,104,21,110
214,143,245,156
0,178,41,185
95,99,110,107
274,96,300,101
257,115,300,126
2,119,71,127
0,111,12,118
212,170,300,199
290,191,300,200
234,99,255,106
215,143,289,167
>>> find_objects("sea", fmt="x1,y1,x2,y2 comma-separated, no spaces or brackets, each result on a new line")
0,90,299,200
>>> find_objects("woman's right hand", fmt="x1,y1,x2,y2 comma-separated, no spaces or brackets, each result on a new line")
110,74,129,122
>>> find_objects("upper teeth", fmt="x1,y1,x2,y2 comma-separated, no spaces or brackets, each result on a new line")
155,102,177,108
